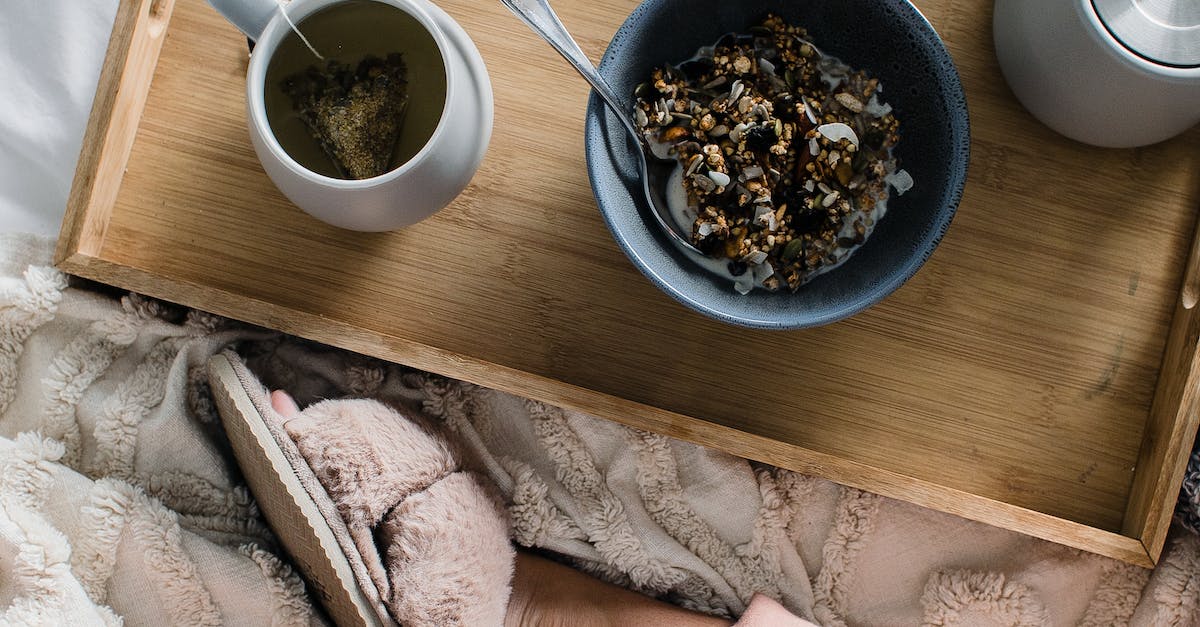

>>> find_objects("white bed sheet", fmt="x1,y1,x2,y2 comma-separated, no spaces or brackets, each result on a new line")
0,0,119,237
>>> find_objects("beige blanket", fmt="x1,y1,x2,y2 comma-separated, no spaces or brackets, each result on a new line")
1,231,1197,625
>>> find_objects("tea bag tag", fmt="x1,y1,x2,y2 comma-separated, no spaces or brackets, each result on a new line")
277,0,324,59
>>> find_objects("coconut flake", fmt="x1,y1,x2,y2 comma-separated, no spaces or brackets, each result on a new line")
802,96,819,125
758,57,776,75
742,250,769,265
863,95,892,118
730,122,749,143
753,205,776,230
734,273,754,294
885,169,914,195
727,80,745,106
742,165,764,180
817,122,859,148
707,170,731,187
697,222,714,237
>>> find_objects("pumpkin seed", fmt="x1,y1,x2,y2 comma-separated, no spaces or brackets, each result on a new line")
781,238,805,261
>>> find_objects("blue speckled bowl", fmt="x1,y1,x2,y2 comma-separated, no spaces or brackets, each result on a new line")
585,0,969,329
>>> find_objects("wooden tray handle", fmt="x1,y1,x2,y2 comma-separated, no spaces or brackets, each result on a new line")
1184,209,1200,309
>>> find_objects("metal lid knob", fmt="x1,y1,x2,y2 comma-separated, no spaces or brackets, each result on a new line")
1093,0,1200,67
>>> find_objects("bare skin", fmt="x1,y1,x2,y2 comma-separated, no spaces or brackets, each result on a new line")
504,551,733,627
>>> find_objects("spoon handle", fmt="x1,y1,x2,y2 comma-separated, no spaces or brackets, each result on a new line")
500,0,641,140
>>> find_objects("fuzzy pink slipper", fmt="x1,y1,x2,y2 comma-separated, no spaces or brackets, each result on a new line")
210,352,514,627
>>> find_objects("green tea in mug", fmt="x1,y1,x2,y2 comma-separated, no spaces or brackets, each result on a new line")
263,0,448,179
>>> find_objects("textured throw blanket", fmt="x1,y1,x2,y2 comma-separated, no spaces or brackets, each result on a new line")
2,230,1199,626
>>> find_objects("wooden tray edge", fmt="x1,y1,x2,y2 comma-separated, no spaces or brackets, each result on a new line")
1123,209,1200,563
55,251,1159,567
53,0,1182,568
57,0,175,265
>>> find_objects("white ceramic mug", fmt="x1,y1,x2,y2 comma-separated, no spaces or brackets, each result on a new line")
208,0,493,231
993,0,1200,148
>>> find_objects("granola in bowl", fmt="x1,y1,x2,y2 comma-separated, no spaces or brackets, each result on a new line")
634,14,912,294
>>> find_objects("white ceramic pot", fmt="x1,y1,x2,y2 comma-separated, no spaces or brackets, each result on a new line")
208,0,493,231
993,0,1200,148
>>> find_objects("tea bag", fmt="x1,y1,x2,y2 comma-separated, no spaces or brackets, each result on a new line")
282,54,410,179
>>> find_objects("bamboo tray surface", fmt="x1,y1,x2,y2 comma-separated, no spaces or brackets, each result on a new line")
59,0,1200,567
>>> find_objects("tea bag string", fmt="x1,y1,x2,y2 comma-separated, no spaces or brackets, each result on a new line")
277,0,325,60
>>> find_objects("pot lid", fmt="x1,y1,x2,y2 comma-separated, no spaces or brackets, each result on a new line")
1093,0,1200,67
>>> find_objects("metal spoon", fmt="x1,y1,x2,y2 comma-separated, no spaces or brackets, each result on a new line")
500,0,703,254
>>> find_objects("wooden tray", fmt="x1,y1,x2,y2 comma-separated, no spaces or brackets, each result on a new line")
58,0,1200,567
